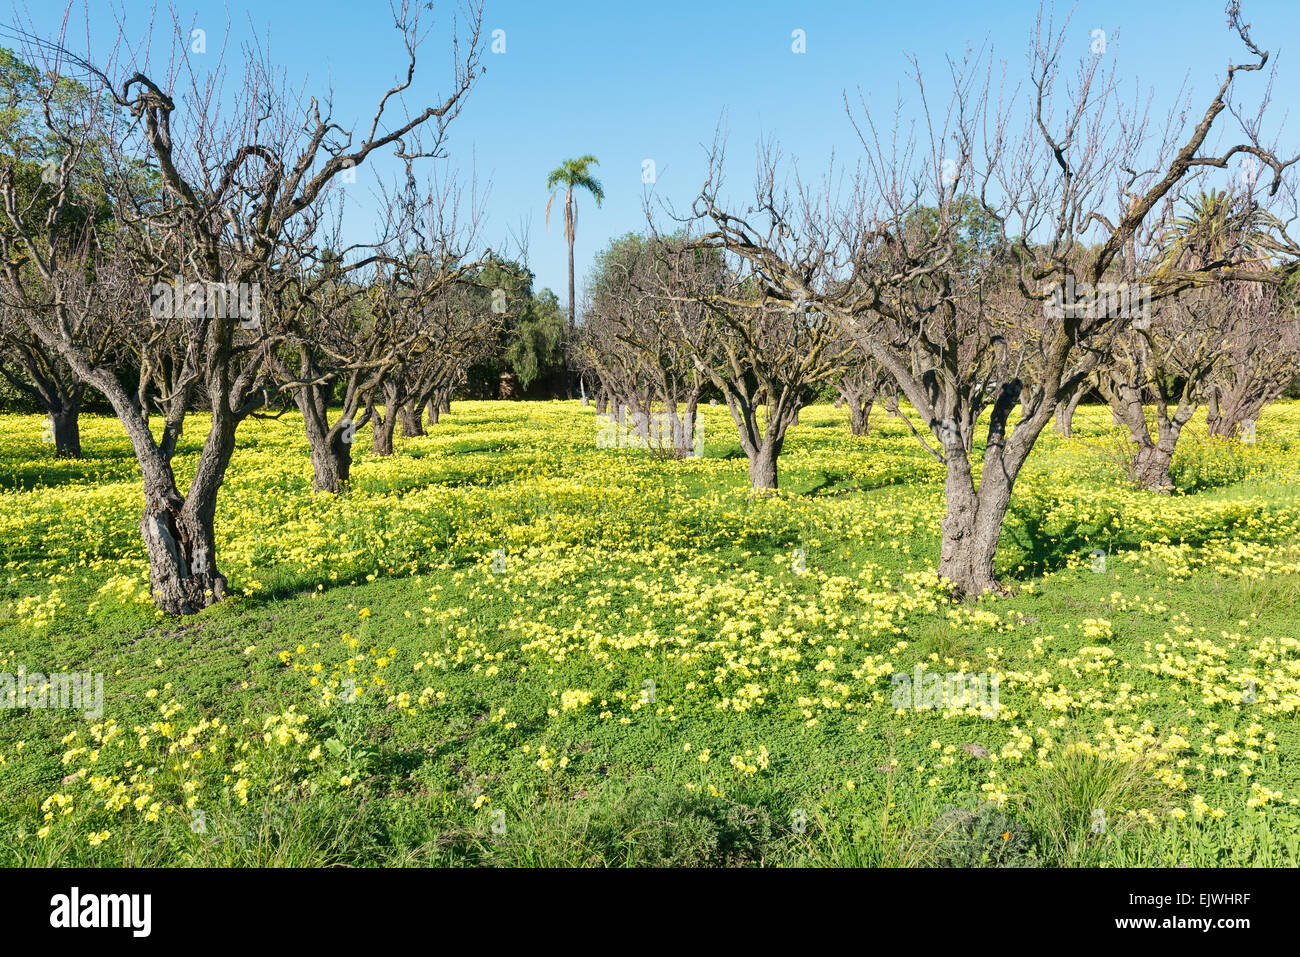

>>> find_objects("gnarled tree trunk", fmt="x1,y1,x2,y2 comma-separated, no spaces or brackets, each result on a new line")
371,410,396,455
47,404,83,458
1131,441,1177,492
140,487,226,614
128,405,234,615
0,360,86,457
370,383,399,456
282,362,364,496
934,383,1026,596
1207,382,1274,440
937,471,1008,598
747,440,780,489
678,394,701,456
725,385,801,492
309,432,352,493
848,395,873,436
1104,379,1192,494
301,405,357,494
398,400,424,437
1054,387,1085,438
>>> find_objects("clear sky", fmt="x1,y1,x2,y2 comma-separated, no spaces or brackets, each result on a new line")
11,0,1300,306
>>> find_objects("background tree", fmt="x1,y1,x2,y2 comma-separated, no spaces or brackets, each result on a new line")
1095,296,1221,492
832,336,892,437
1163,190,1295,440
269,261,388,493
582,231,708,455
446,254,567,400
504,287,565,391
0,47,124,456
546,154,603,395
1098,189,1292,490
1204,278,1299,437
651,222,843,488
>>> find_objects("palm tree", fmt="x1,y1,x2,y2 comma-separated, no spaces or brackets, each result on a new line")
1155,189,1285,438
545,155,604,343
1156,188,1280,277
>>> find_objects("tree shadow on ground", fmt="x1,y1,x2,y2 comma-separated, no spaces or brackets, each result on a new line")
1000,495,1248,581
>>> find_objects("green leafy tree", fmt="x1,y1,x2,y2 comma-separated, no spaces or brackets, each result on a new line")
505,288,566,390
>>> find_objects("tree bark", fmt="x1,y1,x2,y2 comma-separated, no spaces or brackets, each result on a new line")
747,441,779,490
849,396,873,436
48,405,83,458
724,386,799,492
678,394,700,456
283,363,362,496
1054,388,1084,438
1103,379,1187,493
370,383,399,456
303,415,354,494
934,388,1022,596
398,400,424,437
140,491,226,614
310,434,352,493
836,374,878,437
936,480,1008,597
372,412,396,456
1,361,86,458
1206,384,1272,439
1132,442,1177,493
1205,387,1223,436
135,409,234,615
935,408,1024,590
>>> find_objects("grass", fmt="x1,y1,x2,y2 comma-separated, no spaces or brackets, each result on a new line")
1,399,1299,867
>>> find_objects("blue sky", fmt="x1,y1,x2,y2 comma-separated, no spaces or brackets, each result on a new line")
13,0,1300,305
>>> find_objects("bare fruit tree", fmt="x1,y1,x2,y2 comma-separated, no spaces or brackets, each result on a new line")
0,46,121,457
0,1,484,612
582,232,708,456
1095,298,1222,492
832,334,892,437
682,3,1299,594
650,209,843,489
358,252,495,457
1204,283,1300,438
0,297,96,457
265,247,389,493
1098,188,1293,489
